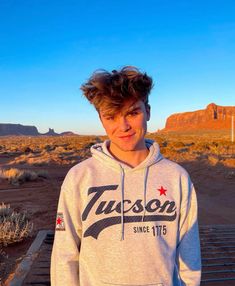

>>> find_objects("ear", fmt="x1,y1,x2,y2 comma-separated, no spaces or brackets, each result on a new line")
146,104,151,121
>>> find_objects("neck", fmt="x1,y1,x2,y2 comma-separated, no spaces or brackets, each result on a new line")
109,142,149,168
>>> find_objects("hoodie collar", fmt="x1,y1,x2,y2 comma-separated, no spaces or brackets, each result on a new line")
90,139,163,172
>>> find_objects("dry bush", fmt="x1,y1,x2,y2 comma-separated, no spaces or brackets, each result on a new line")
7,138,97,166
35,169,49,178
190,142,210,153
0,135,105,155
225,171,235,179
53,146,68,153
221,158,235,168
9,152,54,166
169,141,185,148
161,142,199,162
207,154,220,166
149,132,235,164
2,134,233,167
0,167,48,185
0,202,33,246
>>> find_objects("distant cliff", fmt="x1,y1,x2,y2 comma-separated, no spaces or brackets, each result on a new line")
163,103,235,131
0,124,76,136
0,124,39,136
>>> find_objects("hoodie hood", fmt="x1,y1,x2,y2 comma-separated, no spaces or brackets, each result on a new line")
90,139,163,172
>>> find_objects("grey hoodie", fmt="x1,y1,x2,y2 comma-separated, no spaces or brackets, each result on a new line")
51,140,201,286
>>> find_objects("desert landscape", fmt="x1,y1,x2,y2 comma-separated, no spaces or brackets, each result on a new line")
0,129,234,285
1,102,235,284
2,0,235,283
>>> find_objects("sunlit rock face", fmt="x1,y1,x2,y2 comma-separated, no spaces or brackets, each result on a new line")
163,103,235,131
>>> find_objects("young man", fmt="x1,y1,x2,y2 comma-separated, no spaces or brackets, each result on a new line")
51,66,201,286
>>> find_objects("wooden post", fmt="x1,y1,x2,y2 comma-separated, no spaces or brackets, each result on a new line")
232,115,234,143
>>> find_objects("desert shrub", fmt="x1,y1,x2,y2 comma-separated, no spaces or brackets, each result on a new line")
9,147,83,166
216,143,235,156
0,202,33,246
54,146,67,153
0,168,48,185
22,146,32,153
170,141,185,148
9,152,50,166
225,171,235,179
221,158,235,168
176,147,189,153
11,154,28,164
27,156,51,166
190,142,210,153
207,154,220,166
36,169,49,178
2,135,107,167
58,151,75,157
208,143,220,155
44,145,55,152
185,142,195,147
0,168,37,185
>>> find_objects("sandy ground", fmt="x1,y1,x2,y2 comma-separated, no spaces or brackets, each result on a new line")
0,152,235,284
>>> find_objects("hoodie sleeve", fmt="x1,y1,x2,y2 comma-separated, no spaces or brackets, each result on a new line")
175,182,201,286
50,171,82,286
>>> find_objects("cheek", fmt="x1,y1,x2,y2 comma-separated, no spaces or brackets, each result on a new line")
134,117,147,130
102,122,116,135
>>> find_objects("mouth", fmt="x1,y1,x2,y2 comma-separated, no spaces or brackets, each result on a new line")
118,133,135,139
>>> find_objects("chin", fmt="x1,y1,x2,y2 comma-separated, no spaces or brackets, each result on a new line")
117,142,139,152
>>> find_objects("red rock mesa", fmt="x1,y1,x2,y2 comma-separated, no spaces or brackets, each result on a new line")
163,103,235,131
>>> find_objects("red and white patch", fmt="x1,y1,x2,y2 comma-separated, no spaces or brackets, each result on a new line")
56,212,65,231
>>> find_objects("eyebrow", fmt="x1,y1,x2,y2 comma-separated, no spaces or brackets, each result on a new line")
126,106,141,113
100,111,116,118
100,103,142,117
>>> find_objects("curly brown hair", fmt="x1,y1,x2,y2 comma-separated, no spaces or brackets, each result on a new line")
80,66,153,114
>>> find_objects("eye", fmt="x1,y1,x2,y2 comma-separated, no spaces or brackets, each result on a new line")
104,115,114,121
128,110,139,117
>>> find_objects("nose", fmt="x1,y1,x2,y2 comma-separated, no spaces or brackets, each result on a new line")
118,116,131,132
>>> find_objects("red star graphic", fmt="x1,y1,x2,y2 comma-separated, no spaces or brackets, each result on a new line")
158,186,167,196
56,217,62,225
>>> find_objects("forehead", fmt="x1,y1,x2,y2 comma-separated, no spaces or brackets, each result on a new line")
100,100,144,116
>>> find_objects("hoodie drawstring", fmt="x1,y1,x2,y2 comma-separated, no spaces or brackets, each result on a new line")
120,165,150,240
120,166,125,241
142,166,149,222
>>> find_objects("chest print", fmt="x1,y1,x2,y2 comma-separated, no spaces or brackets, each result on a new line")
82,185,177,239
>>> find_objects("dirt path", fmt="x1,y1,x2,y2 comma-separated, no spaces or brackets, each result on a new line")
181,160,235,225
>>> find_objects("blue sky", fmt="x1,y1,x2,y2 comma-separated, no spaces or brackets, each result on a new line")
0,0,234,135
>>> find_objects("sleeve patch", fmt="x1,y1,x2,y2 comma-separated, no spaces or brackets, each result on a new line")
56,212,66,231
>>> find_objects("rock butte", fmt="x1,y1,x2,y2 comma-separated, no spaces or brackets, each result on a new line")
0,123,75,136
162,103,235,131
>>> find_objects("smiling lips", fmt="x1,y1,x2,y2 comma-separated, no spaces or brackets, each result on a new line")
118,133,135,139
